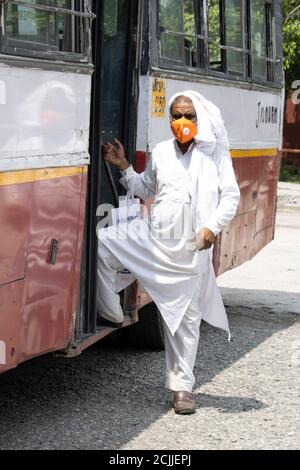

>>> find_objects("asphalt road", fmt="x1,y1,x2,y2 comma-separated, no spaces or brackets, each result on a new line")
0,196,299,450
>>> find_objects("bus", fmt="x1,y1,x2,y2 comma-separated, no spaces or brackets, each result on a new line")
0,0,284,374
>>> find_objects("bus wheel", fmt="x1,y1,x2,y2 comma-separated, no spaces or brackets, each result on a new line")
123,302,165,350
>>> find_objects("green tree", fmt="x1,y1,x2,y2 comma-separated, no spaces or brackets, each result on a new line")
283,0,300,91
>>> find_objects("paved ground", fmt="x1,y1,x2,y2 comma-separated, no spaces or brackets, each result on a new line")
277,181,300,209
0,184,299,450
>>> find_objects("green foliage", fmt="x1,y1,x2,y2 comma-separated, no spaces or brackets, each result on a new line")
184,12,195,35
280,160,300,182
283,0,300,91
208,0,221,61
160,0,183,31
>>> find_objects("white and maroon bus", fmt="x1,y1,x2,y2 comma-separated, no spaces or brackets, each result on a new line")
0,0,284,374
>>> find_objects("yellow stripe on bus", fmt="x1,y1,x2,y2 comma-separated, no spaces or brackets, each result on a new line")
230,148,278,158
0,166,88,186
0,149,278,186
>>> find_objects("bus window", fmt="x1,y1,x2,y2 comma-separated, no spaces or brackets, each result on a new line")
225,0,244,75
101,0,130,141
208,0,223,71
250,0,272,81
104,0,118,37
183,0,197,67
2,0,93,60
207,0,245,75
157,0,277,85
98,0,138,206
160,0,185,65
6,0,48,44
159,0,198,67
56,0,86,54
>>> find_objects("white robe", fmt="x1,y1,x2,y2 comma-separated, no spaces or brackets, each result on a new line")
98,91,240,336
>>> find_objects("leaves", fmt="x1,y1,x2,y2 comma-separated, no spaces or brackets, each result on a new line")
283,0,300,90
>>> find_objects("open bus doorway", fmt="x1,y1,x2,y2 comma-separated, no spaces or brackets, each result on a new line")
100,0,138,206
79,0,142,338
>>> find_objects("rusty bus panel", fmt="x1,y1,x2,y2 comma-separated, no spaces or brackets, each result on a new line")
0,183,31,286
0,170,87,370
19,171,86,363
216,152,281,276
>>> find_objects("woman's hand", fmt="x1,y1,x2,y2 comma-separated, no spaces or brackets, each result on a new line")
102,138,130,171
195,227,215,251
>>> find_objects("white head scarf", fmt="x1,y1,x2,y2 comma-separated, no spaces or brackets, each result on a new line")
168,90,230,164
168,91,238,235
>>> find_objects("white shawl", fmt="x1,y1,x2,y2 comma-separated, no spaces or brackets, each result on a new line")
168,91,240,236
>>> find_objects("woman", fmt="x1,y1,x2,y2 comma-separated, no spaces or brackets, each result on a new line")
97,91,240,414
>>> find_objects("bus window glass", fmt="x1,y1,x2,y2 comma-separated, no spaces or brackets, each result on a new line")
6,1,48,44
208,0,222,71
251,0,267,80
225,0,244,75
183,0,197,67
157,0,277,83
4,0,88,57
160,0,184,64
102,0,129,140
159,0,198,67
57,1,86,54
104,0,118,37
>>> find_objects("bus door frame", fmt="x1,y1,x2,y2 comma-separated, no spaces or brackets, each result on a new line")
77,0,143,340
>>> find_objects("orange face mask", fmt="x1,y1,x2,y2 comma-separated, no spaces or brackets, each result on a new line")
171,117,198,144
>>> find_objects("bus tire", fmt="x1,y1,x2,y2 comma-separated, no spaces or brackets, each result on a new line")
123,302,165,350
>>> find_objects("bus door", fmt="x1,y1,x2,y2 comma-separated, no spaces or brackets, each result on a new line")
100,0,139,205
81,0,141,336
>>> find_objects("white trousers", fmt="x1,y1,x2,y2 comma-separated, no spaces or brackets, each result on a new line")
97,240,128,323
97,240,202,392
163,302,202,393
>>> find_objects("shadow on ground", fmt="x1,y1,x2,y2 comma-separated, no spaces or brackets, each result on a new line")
0,289,299,449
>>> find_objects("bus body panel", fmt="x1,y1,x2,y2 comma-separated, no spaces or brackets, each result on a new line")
135,76,283,275
215,153,280,275
0,169,87,372
0,66,91,171
0,61,91,372
136,76,283,152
